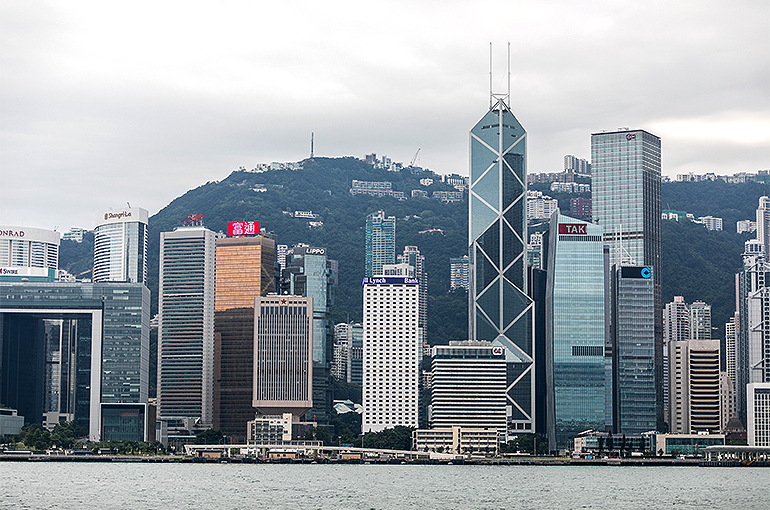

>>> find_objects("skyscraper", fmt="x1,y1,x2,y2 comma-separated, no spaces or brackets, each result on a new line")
612,266,656,435
213,234,275,440
399,246,427,337
469,91,534,433
664,295,690,423
736,238,770,427
0,282,150,441
93,208,149,284
688,301,712,340
449,255,470,291
668,339,721,433
362,276,420,433
592,129,662,427
0,226,59,271
430,341,507,431
365,211,396,278
253,295,313,419
544,214,606,449
756,196,770,256
281,244,336,423
157,225,223,429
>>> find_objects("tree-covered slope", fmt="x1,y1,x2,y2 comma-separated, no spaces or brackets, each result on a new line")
145,157,470,341
58,162,766,347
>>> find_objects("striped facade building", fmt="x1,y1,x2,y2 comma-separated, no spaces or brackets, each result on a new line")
253,295,313,419
429,341,507,431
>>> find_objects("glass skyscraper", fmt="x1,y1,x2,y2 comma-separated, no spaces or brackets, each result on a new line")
0,282,150,441
282,244,336,423
365,211,396,278
612,266,656,435
469,95,535,433
592,129,662,427
545,214,606,450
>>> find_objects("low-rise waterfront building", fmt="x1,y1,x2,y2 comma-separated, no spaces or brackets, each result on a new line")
413,426,499,455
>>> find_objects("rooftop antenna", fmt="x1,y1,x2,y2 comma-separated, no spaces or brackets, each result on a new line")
508,42,511,104
489,43,511,110
310,132,314,159
489,43,493,109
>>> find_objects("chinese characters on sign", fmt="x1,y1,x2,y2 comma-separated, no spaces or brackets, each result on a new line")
228,221,259,236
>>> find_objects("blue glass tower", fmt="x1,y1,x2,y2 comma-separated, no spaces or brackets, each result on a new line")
282,244,336,423
545,214,607,450
469,94,535,433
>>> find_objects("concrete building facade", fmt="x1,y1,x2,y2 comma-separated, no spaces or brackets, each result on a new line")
362,276,420,433
253,296,313,419
157,226,223,429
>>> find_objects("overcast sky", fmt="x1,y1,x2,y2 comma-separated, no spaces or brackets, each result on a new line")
1,0,768,231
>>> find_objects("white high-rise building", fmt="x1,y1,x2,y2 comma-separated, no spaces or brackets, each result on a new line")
362,276,420,433
754,198,769,249
430,341,507,431
688,301,712,340
449,255,469,291
747,383,770,447
668,339,721,434
725,315,737,385
93,208,149,284
157,225,223,427
0,226,59,270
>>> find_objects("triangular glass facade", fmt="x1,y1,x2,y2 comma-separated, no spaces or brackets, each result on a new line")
470,99,535,433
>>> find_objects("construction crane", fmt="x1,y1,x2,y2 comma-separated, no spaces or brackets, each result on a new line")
409,148,421,167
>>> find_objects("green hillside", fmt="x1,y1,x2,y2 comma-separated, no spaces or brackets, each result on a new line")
145,157,470,343
59,161,767,347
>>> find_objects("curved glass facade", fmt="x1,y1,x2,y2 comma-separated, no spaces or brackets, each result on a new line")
545,214,606,449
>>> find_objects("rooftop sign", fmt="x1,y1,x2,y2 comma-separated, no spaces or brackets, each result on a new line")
559,223,587,235
228,221,259,236
362,277,419,286
621,266,652,279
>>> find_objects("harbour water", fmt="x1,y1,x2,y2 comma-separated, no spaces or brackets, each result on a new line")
2,462,767,509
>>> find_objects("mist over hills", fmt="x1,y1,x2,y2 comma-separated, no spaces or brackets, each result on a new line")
58,158,768,345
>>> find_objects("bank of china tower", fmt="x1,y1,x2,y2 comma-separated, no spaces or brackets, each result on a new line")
469,94,535,434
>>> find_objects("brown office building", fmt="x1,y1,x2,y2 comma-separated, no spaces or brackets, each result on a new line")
213,236,275,441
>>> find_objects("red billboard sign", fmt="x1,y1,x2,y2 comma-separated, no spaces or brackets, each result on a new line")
228,221,259,236
559,223,587,235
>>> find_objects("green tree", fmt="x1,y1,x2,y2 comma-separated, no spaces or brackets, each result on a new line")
195,429,224,445
361,426,414,450
23,425,52,451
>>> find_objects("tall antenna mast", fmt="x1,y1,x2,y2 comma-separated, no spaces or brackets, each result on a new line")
489,42,493,109
310,132,314,158
508,42,511,103
489,43,511,110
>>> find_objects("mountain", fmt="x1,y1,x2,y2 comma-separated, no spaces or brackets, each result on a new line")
145,157,470,343
59,159,768,346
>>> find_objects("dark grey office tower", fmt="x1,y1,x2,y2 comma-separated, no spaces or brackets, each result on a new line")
0,282,150,441
611,266,656,435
